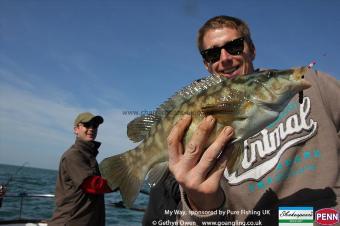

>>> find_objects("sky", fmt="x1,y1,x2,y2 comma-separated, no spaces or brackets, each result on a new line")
0,0,339,170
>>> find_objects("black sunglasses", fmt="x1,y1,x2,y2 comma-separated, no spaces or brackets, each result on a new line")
80,122,99,129
200,37,244,63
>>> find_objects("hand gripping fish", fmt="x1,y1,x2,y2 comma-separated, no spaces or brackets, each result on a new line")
100,67,311,207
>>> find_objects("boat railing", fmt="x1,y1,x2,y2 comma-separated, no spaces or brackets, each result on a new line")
1,193,55,219
1,190,148,219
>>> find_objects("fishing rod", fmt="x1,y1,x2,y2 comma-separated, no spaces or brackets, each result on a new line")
0,162,29,208
4,162,29,187
299,61,317,104
0,185,5,208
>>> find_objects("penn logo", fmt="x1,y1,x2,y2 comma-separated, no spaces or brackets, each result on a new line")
315,208,339,225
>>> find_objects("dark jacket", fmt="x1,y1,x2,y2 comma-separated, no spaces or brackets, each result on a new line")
142,169,180,225
49,139,105,226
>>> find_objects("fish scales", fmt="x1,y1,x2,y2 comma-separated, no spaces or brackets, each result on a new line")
100,67,311,207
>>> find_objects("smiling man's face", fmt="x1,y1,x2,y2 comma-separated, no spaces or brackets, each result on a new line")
74,122,99,142
202,27,256,78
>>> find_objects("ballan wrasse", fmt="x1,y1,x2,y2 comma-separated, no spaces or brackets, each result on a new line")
100,67,311,207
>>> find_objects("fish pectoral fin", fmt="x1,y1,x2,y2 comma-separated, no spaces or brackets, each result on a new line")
201,99,242,114
127,114,161,142
146,161,169,187
202,102,246,122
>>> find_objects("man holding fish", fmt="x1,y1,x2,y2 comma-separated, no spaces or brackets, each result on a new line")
100,15,340,225
166,15,340,225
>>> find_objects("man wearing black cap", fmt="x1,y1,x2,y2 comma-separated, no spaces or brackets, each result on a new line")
49,112,112,226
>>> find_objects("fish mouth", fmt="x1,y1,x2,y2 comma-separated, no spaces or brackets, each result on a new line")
300,79,312,89
293,78,312,92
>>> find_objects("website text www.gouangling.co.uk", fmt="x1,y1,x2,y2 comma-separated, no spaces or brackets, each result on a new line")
150,209,267,226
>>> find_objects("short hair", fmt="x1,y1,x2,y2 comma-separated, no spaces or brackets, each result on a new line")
197,15,255,52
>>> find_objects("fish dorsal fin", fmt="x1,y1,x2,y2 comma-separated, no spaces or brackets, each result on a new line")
127,74,223,142
127,114,161,142
157,75,223,114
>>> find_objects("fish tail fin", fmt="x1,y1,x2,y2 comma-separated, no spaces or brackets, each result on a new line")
99,148,148,208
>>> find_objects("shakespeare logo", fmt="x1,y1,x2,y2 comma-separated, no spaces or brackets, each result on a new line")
278,207,313,226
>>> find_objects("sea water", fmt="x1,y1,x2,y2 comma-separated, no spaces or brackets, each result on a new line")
0,164,149,225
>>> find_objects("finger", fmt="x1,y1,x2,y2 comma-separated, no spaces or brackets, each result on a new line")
195,126,234,178
203,145,231,188
167,115,192,166
182,116,216,169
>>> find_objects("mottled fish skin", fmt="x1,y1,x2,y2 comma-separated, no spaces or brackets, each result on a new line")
99,67,311,207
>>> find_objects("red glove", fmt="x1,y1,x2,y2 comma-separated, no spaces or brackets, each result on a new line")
81,176,113,194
